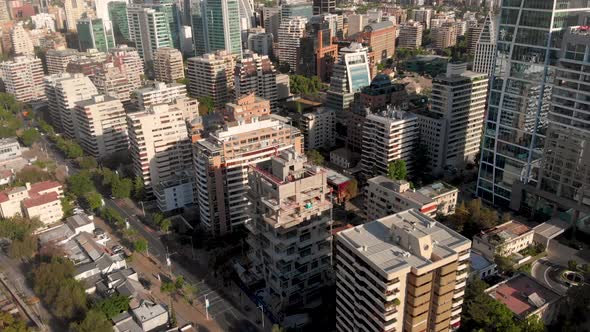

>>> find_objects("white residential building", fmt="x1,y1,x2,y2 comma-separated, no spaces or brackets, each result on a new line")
10,24,34,56
74,95,128,158
299,107,336,151
32,13,57,32
132,81,187,110
153,47,185,84
0,56,45,103
44,73,98,138
361,108,418,179
234,51,278,112
429,63,489,170
398,20,423,49
0,181,64,228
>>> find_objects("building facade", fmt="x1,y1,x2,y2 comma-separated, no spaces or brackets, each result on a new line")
234,51,278,112
153,47,185,83
246,149,332,315
472,13,496,75
336,209,471,332
277,16,307,73
0,56,45,103
187,50,235,109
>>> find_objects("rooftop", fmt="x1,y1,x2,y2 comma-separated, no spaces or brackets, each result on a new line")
325,168,351,186
131,300,167,323
486,274,561,318
337,209,470,275
369,176,434,206
477,220,533,244
22,191,59,208
470,251,495,271
417,182,458,199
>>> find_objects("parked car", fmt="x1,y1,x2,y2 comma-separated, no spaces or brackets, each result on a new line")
111,245,124,253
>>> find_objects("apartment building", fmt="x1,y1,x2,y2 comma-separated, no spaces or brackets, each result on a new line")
365,176,458,221
413,7,432,29
429,63,489,171
127,100,194,196
432,23,457,49
0,56,45,103
90,62,133,105
398,21,423,49
46,49,81,75
295,107,336,151
0,181,64,228
247,31,273,56
74,94,128,158
277,16,307,73
132,81,187,110
335,209,471,332
194,113,303,235
153,47,185,84
108,45,144,94
361,108,418,179
234,51,278,112
246,149,332,315
473,220,534,260
44,73,98,138
359,21,396,75
126,5,172,62
187,50,236,109
298,17,338,82
10,23,34,56
76,18,115,52
223,93,270,123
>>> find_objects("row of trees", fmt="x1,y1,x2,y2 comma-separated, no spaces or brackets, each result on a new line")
290,75,325,96
0,215,41,259
439,198,507,239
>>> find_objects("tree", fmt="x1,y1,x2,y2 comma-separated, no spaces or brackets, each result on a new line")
83,191,103,211
551,283,590,331
62,197,75,217
14,166,53,185
344,179,358,200
0,215,41,241
134,238,148,253
160,281,175,293
70,309,112,332
174,276,185,290
94,294,130,320
32,258,87,321
519,315,546,332
111,177,133,199
67,172,95,197
568,260,578,271
387,160,407,181
0,311,30,332
160,218,172,233
19,128,41,147
198,96,215,115
133,176,144,200
495,255,515,274
306,150,324,165
8,235,37,259
100,207,125,228
271,325,285,332
460,278,520,332
76,156,97,170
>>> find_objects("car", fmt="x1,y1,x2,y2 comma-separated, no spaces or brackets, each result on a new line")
94,228,105,236
111,245,124,253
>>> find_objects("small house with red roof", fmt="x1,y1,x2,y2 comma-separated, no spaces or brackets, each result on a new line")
0,180,63,228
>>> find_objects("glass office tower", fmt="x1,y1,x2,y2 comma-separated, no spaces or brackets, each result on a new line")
476,0,590,209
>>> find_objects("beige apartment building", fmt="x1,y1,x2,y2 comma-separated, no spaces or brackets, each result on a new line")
74,95,129,158
0,56,45,103
234,51,278,112
473,220,534,260
336,209,471,332
153,47,185,84
46,49,81,75
0,181,64,228
90,62,134,105
223,93,271,123
194,109,303,235
127,99,194,195
187,50,236,109
432,23,457,49
108,45,145,94
10,24,34,56
44,73,98,138
246,149,332,315
132,81,187,110
398,21,423,49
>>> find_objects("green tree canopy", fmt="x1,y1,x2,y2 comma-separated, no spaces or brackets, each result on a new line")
387,160,408,181
76,156,98,170
19,128,41,147
67,172,96,197
306,150,324,165
70,309,112,332
83,191,103,211
290,75,324,95
100,207,125,228
111,177,133,199
0,311,30,332
134,238,148,253
94,294,130,320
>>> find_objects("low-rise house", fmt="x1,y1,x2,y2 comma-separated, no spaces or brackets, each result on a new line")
0,181,63,228
469,251,497,280
113,312,143,332
0,138,22,162
0,170,14,185
485,274,562,324
38,213,100,246
364,176,459,221
329,147,360,170
473,220,534,260
325,168,353,203
131,300,169,331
